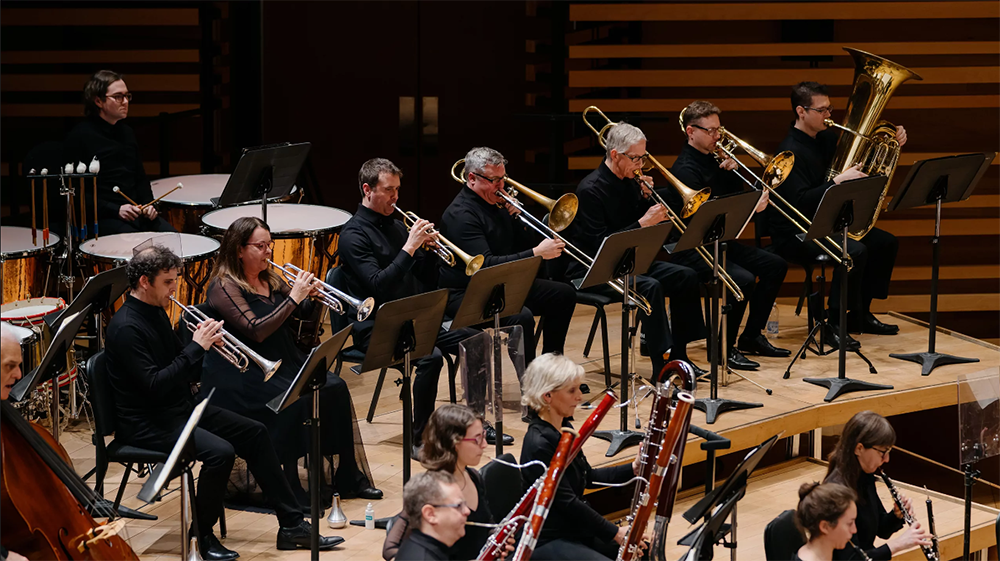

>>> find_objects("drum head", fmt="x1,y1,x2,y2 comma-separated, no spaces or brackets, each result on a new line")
201,204,351,238
79,233,220,263
152,174,299,206
5,322,36,344
1,226,61,259
0,296,66,324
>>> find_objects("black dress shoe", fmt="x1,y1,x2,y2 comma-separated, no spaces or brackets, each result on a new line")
276,520,344,551
727,348,760,371
200,533,239,560
342,484,383,501
738,334,792,358
824,324,861,351
848,311,899,335
484,423,514,446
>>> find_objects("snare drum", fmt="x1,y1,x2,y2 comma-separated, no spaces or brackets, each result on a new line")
78,233,220,324
1,297,77,389
152,174,300,234
1,226,61,304
200,204,351,276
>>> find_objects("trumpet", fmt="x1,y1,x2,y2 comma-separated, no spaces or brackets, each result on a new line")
451,160,652,314
392,204,484,276
268,260,374,322
583,106,744,301
170,296,281,382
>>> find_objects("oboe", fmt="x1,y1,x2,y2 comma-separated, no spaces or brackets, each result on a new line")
849,540,872,561
878,471,938,561
924,487,940,560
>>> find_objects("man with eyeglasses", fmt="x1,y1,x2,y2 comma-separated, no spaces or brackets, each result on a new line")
396,471,470,561
65,70,175,235
567,123,707,377
664,101,791,371
768,82,906,345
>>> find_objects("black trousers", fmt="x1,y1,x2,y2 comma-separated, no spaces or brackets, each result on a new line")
98,214,176,235
129,404,302,537
772,226,897,315
671,241,788,348
532,536,618,560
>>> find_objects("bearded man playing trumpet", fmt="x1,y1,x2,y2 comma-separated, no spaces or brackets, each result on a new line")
338,158,481,454
769,82,903,341
666,101,791,367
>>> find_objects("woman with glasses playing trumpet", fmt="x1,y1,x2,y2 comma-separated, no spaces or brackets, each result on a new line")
202,215,383,506
667,101,792,368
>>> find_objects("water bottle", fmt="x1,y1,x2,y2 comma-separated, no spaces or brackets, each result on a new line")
766,304,779,339
365,502,375,530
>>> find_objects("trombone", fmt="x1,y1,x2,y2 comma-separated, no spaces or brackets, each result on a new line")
583,106,744,301
392,204,485,276
170,296,282,382
268,260,375,322
450,159,652,315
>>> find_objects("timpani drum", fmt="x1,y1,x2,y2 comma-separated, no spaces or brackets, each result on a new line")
78,233,220,324
0,297,78,391
152,174,300,234
200,204,351,276
1,226,60,304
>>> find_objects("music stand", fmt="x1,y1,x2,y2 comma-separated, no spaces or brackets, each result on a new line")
801,177,894,402
451,257,541,456
137,388,215,561
267,325,353,559
579,223,671,456
669,192,763,424
49,266,129,348
888,153,996,375
358,290,448,483
216,142,311,224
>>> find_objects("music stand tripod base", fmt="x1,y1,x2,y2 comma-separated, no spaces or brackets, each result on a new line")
592,428,646,457
692,397,763,425
888,351,978,377
803,376,894,403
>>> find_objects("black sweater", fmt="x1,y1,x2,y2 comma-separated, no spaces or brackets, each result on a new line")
768,126,840,239
395,530,450,561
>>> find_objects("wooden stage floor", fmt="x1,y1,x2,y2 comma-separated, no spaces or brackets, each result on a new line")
53,304,999,560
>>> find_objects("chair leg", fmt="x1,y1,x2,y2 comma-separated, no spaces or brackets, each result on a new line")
113,463,132,511
367,368,388,423
796,266,813,317
599,307,611,388
445,354,458,404
583,308,601,358
533,316,544,355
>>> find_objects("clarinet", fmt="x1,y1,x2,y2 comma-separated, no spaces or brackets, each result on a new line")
878,471,939,561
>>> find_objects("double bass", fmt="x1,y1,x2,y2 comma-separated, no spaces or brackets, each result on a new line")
1,401,139,560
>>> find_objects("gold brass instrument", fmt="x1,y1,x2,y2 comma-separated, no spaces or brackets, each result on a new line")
392,204,485,276
450,160,653,314
825,47,922,240
169,295,282,382
268,260,374,322
583,106,744,301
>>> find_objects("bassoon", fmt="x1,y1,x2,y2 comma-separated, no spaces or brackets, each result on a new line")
509,427,577,561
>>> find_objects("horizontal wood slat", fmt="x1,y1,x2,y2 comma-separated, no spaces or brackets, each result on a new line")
569,2,1000,22
569,67,998,88
568,96,1000,113
568,153,1000,170
1,8,199,26
783,264,1000,283
0,74,200,92
773,293,1000,313
569,41,1000,59
0,104,200,118
1,50,200,64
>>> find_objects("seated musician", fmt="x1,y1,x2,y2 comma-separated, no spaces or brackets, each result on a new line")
793,482,859,561
566,123,706,376
519,353,642,560
823,411,930,560
666,100,791,369
105,246,342,560
338,158,482,453
0,322,29,561
203,216,382,503
396,471,471,561
438,147,577,363
768,82,903,346
384,404,506,561
64,70,175,235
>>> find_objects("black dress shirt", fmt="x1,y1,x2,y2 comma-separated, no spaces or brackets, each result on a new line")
768,126,840,238
395,529,450,561
105,295,206,443
439,186,538,290
519,411,634,546
565,162,653,279
663,142,750,242
63,115,155,221
828,470,905,561
338,204,440,308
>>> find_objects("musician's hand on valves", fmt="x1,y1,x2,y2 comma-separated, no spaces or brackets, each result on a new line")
833,164,867,185
141,204,158,219
403,218,435,255
533,238,564,260
119,204,140,221
613,525,629,546
887,520,932,554
896,125,907,147
754,190,770,213
498,536,516,559
193,319,225,351
719,156,739,171
289,269,316,304
639,203,668,227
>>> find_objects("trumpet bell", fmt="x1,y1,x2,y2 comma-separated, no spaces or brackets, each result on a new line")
762,151,795,189
465,254,485,276
357,297,375,322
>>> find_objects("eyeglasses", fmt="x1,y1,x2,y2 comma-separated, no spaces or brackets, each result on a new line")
430,500,468,512
690,123,721,136
460,435,486,445
870,446,892,459
244,240,275,252
621,152,648,163
472,172,505,186
803,106,833,115
105,92,133,103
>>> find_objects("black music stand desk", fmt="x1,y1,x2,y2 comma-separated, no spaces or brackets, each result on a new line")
579,223,672,456
50,266,129,347
217,142,311,223
669,192,763,424
802,176,894,402
888,152,996,375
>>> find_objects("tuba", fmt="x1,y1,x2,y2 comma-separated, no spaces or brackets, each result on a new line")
825,48,922,239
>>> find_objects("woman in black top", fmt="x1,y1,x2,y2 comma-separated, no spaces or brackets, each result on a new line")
793,482,859,561
384,404,501,560
203,216,382,503
823,411,930,560
519,353,641,561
